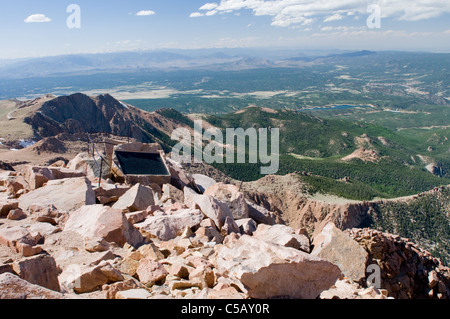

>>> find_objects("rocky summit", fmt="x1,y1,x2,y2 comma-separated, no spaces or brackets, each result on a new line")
0,144,449,300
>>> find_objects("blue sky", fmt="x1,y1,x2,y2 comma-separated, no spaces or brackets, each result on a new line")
0,0,449,59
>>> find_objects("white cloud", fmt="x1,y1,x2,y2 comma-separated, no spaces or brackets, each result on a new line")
200,3,219,11
136,10,156,16
206,10,218,16
320,25,365,32
24,14,51,23
190,12,204,18
321,26,334,32
324,13,343,22
193,0,450,27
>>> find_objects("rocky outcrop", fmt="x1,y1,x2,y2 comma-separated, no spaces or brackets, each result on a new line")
241,174,374,236
347,228,450,299
24,93,153,142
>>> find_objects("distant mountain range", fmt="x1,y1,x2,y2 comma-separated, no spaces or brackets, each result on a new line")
0,49,379,79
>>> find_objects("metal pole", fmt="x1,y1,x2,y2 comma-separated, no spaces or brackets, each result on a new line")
99,157,103,187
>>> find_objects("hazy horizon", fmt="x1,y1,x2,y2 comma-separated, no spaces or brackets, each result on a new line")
1,46,450,63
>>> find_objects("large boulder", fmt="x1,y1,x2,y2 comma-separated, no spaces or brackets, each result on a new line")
23,166,53,190
235,218,257,236
192,174,217,193
23,165,85,190
245,199,277,225
312,223,369,283
136,259,168,286
0,273,65,299
0,171,16,186
112,183,155,212
64,205,144,248
19,177,96,213
0,227,41,257
134,208,204,241
165,157,194,189
67,152,110,179
59,261,124,294
94,183,130,205
253,224,311,253
12,255,61,292
160,184,185,205
184,187,233,230
214,235,341,299
195,226,224,245
204,183,249,220
0,200,19,217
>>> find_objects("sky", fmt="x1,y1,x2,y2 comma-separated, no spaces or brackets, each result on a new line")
0,0,449,60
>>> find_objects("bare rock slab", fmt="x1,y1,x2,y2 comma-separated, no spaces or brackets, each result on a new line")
19,177,96,213
64,205,144,248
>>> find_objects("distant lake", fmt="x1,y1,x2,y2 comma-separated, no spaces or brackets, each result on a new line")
299,104,374,111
